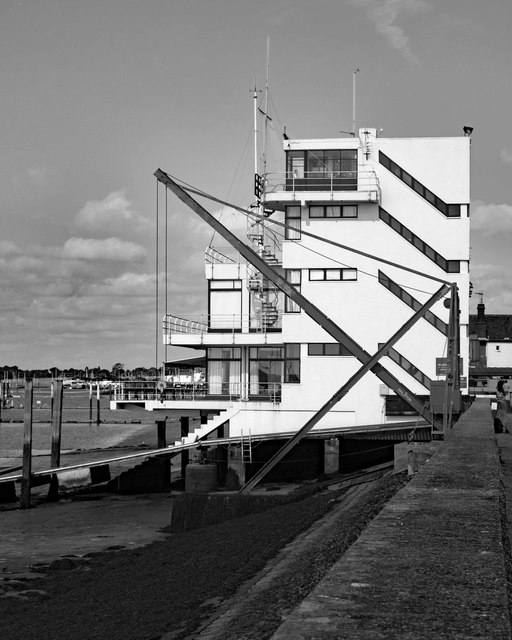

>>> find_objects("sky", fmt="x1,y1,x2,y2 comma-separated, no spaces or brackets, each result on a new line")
1,0,511,371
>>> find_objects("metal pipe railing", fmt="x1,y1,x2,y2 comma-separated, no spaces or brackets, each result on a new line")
163,312,283,336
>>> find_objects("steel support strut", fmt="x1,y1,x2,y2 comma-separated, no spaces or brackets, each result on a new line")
241,282,448,492
155,168,446,426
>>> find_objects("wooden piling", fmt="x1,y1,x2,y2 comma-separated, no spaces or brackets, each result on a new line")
20,380,33,509
96,383,101,425
180,416,190,480
48,381,63,501
157,418,167,448
89,382,93,423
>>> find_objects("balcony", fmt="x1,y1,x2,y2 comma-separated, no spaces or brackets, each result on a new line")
263,171,380,206
113,380,281,404
163,312,283,347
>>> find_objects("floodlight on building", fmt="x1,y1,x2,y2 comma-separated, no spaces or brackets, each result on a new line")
463,126,474,137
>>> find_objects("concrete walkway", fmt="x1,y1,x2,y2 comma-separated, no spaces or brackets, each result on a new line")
271,398,512,639
0,493,172,573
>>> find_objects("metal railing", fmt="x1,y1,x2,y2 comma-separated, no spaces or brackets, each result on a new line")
163,312,283,336
204,246,238,264
113,381,282,403
263,170,380,199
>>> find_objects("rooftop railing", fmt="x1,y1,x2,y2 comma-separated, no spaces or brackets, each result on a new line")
264,170,380,200
163,312,283,336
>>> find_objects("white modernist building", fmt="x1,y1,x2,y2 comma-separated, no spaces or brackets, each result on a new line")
113,127,471,481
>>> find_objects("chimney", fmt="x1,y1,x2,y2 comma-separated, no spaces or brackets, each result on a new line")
476,301,487,339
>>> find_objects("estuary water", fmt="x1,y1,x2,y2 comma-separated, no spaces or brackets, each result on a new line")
0,386,186,472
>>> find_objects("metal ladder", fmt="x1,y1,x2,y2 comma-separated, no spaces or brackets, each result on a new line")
241,429,252,464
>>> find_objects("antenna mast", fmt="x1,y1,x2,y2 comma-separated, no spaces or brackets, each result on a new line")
352,68,360,136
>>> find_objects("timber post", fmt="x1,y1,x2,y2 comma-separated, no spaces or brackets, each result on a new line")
20,379,34,509
96,383,101,425
180,416,189,480
89,382,93,423
157,417,167,448
48,380,64,501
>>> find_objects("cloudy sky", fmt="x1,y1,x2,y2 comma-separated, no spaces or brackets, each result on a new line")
1,0,511,370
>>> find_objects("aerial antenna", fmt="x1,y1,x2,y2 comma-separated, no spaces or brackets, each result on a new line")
263,35,270,177
352,68,360,137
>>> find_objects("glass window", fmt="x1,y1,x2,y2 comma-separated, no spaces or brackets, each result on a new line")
284,344,300,383
308,343,353,356
209,280,241,290
285,206,301,240
402,171,413,187
447,204,460,218
309,269,325,281
342,269,358,280
343,205,358,218
325,269,341,280
309,206,324,218
286,151,305,178
285,269,301,313
207,348,241,396
326,206,342,218
447,261,461,273
308,344,323,356
324,343,340,356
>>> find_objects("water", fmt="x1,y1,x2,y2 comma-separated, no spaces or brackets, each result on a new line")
0,386,187,472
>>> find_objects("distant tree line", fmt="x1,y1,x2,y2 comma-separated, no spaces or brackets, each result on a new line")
0,363,161,381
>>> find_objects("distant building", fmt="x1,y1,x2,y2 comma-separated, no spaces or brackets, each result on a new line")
469,300,512,392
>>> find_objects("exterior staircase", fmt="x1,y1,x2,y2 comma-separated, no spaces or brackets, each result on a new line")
173,405,240,447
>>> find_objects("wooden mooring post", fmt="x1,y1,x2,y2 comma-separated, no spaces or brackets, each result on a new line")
157,418,167,448
180,416,190,480
96,383,101,425
20,380,33,509
89,382,93,423
48,380,64,501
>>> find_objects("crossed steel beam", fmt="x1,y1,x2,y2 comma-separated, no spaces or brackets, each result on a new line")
155,169,452,491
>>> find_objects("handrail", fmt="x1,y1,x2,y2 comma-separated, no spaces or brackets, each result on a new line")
113,380,282,403
163,312,283,335
263,170,380,198
205,246,238,264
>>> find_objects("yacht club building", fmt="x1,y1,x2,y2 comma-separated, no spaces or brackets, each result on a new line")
113,127,471,483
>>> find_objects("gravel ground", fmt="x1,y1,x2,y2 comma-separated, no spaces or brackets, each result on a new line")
0,473,407,640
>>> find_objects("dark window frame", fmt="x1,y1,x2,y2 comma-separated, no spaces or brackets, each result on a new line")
308,268,358,281
308,204,358,219
307,343,353,356
379,151,462,218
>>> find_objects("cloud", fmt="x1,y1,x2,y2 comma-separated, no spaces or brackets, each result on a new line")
0,241,21,257
471,200,512,236
351,0,430,65
75,190,152,236
500,148,512,164
62,237,147,261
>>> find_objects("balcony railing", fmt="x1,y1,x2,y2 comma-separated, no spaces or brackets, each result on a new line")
264,171,380,199
163,312,283,336
113,381,281,403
